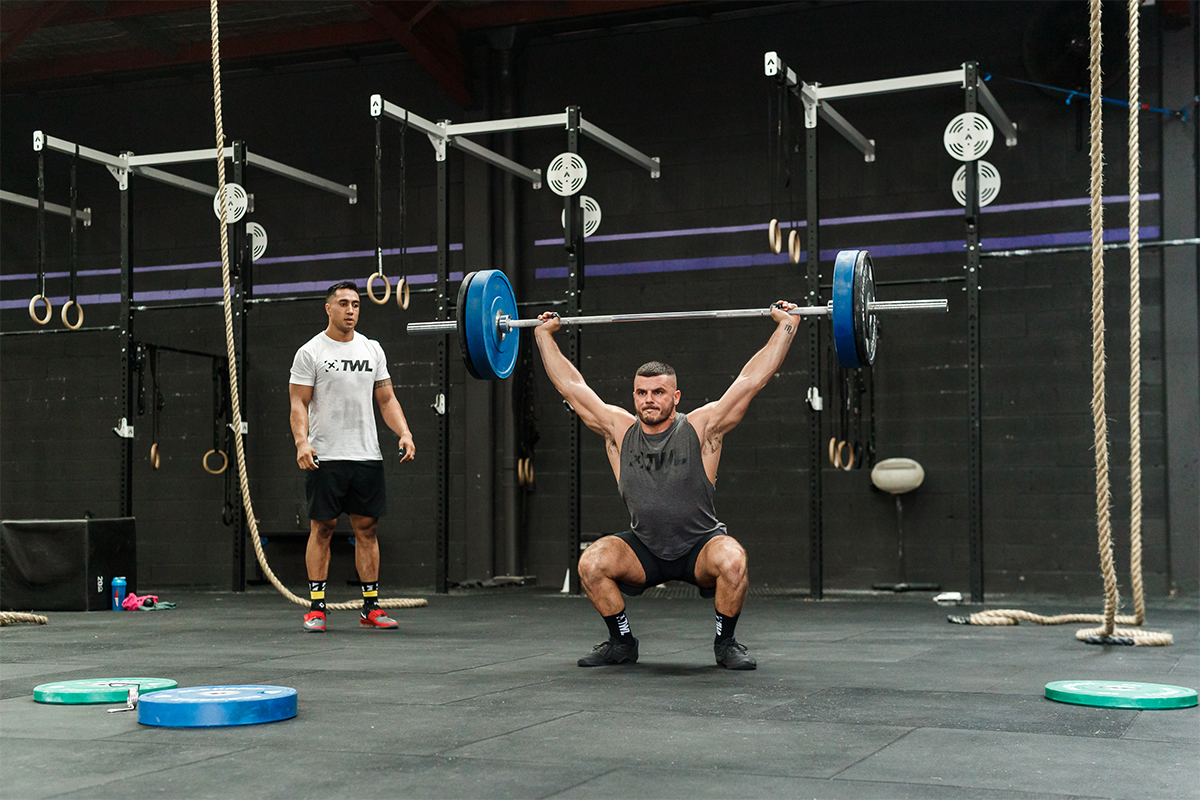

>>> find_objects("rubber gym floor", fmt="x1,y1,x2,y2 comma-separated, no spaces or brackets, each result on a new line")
1,587,1196,800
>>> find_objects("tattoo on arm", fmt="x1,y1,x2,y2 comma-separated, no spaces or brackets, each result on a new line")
374,378,393,389
784,323,794,335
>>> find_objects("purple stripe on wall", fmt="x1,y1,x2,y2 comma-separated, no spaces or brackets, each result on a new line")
1,244,458,283
1,271,470,309
532,227,1160,280
531,193,1161,246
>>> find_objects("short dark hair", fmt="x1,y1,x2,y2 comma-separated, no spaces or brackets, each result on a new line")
635,361,676,379
326,281,359,301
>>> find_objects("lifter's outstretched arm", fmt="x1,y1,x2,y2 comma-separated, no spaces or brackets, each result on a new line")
694,301,800,438
533,313,633,441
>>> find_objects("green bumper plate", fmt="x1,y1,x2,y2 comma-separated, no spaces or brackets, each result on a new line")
1045,680,1198,710
34,678,178,705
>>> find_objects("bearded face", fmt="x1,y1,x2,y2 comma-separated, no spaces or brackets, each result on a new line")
632,374,680,427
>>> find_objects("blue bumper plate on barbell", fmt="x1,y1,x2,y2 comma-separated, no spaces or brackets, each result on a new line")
137,685,298,727
832,249,877,369
1045,680,1198,710
832,250,861,368
463,269,519,380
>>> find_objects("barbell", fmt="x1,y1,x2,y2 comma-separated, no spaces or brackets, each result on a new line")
406,249,947,380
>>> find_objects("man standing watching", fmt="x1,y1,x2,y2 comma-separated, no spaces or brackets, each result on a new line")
533,301,800,669
289,281,416,632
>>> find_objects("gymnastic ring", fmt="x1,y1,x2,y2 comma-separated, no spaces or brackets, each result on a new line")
150,443,161,470
61,300,84,330
366,272,392,305
28,295,52,325
836,440,854,471
524,458,534,485
516,458,526,485
768,219,782,254
203,449,228,475
788,229,802,265
828,437,839,468
395,277,410,310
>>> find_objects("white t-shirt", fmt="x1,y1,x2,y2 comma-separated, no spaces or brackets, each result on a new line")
289,330,391,461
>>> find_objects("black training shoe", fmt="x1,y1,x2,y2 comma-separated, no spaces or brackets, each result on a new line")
578,637,639,667
714,638,757,670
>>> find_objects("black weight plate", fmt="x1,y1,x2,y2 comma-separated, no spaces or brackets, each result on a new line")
853,251,878,367
456,272,483,379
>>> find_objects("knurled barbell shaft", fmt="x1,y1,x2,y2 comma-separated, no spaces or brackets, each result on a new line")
405,298,946,336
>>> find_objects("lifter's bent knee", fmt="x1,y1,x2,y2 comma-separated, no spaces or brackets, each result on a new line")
709,538,749,585
578,539,623,589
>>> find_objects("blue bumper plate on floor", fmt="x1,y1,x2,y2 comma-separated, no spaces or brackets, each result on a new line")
138,685,298,727
1045,680,1198,709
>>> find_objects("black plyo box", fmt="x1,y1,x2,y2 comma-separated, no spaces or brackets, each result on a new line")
0,518,137,611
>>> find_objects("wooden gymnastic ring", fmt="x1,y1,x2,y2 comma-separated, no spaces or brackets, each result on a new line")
768,219,782,254
366,272,392,305
524,458,534,485
396,277,410,310
29,295,52,325
516,458,525,485
203,449,228,475
788,229,802,264
61,300,84,330
828,437,839,468
150,443,161,470
836,440,854,471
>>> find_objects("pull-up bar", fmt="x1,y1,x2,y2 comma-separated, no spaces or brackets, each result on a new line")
33,131,357,202
764,53,1018,161
0,189,91,226
370,94,661,180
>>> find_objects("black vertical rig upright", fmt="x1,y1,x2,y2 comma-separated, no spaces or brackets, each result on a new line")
119,156,134,518
805,100,824,600
964,63,984,603
435,145,451,594
564,107,584,595
230,141,249,592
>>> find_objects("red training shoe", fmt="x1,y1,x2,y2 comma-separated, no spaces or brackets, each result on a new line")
360,608,399,629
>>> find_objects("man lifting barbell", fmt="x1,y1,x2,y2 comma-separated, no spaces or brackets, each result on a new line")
534,301,801,670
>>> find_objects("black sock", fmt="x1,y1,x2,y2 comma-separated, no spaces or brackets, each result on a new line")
715,610,739,643
360,581,380,615
603,609,635,645
308,580,327,613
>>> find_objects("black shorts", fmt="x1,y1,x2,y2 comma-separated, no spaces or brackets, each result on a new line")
305,460,386,520
613,530,727,599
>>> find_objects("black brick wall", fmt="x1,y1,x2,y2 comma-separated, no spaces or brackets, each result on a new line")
1,2,1171,597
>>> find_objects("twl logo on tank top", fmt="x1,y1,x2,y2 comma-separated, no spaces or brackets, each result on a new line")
630,449,686,472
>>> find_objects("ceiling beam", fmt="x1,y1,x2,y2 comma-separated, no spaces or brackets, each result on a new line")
355,1,470,106
0,1,217,33
0,20,392,88
1,1,69,61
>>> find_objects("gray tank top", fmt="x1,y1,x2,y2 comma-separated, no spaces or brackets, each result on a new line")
618,412,726,560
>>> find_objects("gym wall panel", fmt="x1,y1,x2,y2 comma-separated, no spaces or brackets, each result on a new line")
1,1,1177,597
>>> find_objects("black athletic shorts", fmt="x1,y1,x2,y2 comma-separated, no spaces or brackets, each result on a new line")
612,530,727,599
305,460,386,520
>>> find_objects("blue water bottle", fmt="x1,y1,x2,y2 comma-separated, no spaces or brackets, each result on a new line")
111,577,127,610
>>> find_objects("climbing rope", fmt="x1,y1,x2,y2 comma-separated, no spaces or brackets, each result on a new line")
0,612,48,626
207,0,424,612
954,0,1169,645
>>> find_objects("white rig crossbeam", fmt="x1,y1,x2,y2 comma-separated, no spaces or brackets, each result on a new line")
33,132,356,202
371,94,660,181
763,53,1018,160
